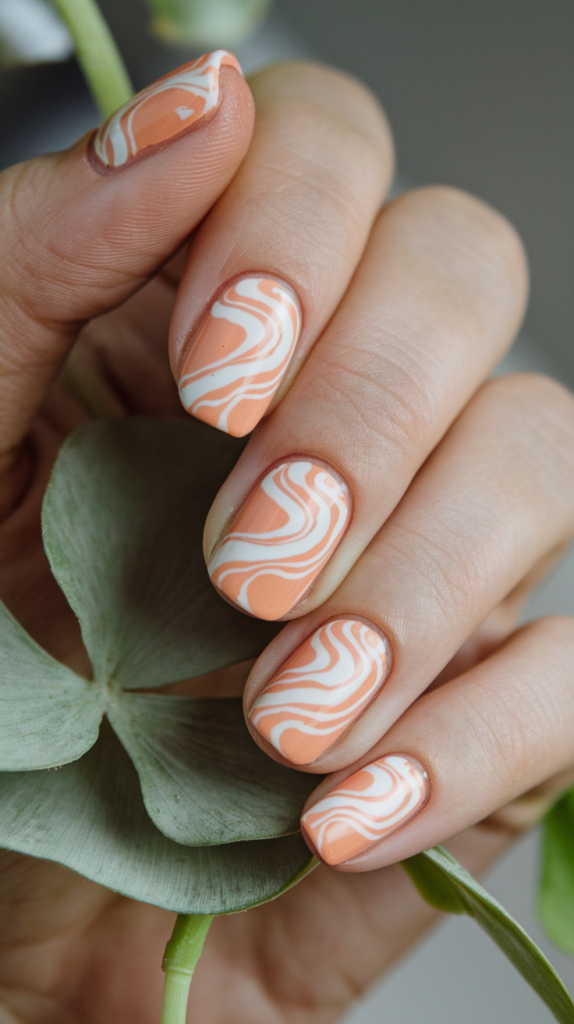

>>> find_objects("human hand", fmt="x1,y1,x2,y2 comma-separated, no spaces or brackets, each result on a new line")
1,53,574,1024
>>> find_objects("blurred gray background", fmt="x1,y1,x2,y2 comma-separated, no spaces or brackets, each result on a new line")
1,1,573,1020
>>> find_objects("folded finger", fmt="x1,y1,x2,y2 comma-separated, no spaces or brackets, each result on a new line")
0,52,252,474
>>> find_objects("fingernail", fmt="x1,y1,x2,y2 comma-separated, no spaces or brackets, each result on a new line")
301,754,429,866
92,50,242,169
178,276,302,437
208,460,351,620
250,618,391,764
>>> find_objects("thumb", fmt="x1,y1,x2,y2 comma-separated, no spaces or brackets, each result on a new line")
0,50,253,458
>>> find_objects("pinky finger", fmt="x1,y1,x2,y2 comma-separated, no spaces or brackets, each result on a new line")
300,616,574,869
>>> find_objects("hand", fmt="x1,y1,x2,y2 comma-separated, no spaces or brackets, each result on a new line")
1,54,573,1024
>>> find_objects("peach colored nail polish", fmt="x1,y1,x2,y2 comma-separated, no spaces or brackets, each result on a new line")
301,755,429,866
208,460,350,620
92,50,242,169
250,618,390,764
178,277,302,437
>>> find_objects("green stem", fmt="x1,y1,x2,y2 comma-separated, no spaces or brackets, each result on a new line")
161,914,214,1024
51,0,133,118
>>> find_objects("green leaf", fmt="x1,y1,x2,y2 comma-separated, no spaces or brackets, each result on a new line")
107,691,318,845
145,0,271,47
539,786,574,956
42,419,280,691
0,598,105,770
401,844,467,915
0,719,315,914
51,0,133,118
404,845,574,1024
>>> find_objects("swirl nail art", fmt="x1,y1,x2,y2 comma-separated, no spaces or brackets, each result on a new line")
250,619,390,763
92,50,242,169
301,755,429,865
208,460,350,620
178,277,302,437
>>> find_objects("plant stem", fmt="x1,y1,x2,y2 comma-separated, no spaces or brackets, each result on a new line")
51,0,133,118
161,914,214,1024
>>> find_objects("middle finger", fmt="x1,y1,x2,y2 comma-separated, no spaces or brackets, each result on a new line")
204,185,528,620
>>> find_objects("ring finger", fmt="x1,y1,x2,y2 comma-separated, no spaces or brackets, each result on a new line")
243,372,574,775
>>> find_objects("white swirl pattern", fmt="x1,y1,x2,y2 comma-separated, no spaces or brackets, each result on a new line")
93,50,239,168
208,461,350,620
301,755,428,865
250,619,389,763
178,277,301,437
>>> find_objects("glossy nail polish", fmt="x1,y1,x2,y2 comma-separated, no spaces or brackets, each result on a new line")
250,618,390,764
208,460,350,620
92,50,242,169
301,754,429,865
178,276,302,437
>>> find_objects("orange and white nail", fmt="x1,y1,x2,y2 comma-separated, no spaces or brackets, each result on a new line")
92,50,242,169
208,460,351,620
301,755,429,866
250,619,390,764
178,277,302,437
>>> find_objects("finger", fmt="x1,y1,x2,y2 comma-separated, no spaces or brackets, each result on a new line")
244,373,574,770
299,616,574,869
204,186,528,620
426,539,572,692
169,61,394,437
0,52,252,479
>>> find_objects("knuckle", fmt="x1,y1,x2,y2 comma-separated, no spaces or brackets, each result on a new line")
383,185,529,324
479,373,574,483
313,340,436,457
255,117,386,239
251,60,393,161
249,65,393,236
476,694,537,784
394,185,527,273
484,370,574,413
468,616,574,780
398,523,490,625
526,614,574,651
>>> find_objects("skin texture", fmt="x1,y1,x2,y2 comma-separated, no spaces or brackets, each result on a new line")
1,59,574,1023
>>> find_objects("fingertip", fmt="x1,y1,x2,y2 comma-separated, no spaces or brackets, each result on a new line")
0,55,256,459
87,52,252,173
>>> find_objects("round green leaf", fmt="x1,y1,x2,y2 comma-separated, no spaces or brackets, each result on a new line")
0,719,314,914
41,419,280,690
0,598,105,770
108,691,318,846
